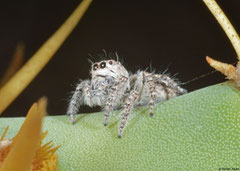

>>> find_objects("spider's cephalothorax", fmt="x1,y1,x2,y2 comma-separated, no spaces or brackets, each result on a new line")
67,58,187,138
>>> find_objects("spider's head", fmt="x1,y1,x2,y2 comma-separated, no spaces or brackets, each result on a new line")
90,60,128,79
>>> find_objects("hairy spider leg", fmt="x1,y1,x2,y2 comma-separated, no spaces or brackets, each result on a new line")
144,72,156,117
118,72,145,138
104,76,129,126
67,80,92,124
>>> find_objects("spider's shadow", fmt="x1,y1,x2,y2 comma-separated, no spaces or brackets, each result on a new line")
75,113,88,123
107,107,149,138
108,111,122,129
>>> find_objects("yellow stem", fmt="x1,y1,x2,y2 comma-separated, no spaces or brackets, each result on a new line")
203,0,240,58
0,43,24,88
0,0,92,115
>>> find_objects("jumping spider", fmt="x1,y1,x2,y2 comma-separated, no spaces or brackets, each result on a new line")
67,55,187,138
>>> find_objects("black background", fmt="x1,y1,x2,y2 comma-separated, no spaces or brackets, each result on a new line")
0,0,239,117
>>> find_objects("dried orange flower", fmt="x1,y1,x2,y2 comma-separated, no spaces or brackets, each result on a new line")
206,56,240,86
32,131,60,171
0,129,59,171
204,0,240,86
0,97,60,171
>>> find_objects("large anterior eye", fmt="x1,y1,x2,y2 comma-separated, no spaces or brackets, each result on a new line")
93,64,98,71
100,62,106,68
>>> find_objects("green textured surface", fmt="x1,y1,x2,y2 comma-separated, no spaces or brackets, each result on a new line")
0,82,240,170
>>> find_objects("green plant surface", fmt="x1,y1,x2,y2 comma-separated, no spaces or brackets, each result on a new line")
0,82,240,170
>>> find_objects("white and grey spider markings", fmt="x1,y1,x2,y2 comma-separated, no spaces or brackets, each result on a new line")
67,54,187,138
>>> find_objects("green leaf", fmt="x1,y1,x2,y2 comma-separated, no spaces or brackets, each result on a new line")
1,82,240,170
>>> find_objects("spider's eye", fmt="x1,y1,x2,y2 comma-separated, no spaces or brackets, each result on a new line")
109,61,113,65
93,64,98,71
100,62,106,68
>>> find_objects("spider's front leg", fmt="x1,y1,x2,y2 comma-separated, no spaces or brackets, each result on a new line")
67,80,92,124
118,72,144,138
104,76,129,126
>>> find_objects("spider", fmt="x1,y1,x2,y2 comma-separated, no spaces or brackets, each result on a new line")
67,54,187,138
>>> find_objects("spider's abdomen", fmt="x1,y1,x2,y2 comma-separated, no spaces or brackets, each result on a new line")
135,83,169,106
133,72,186,107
